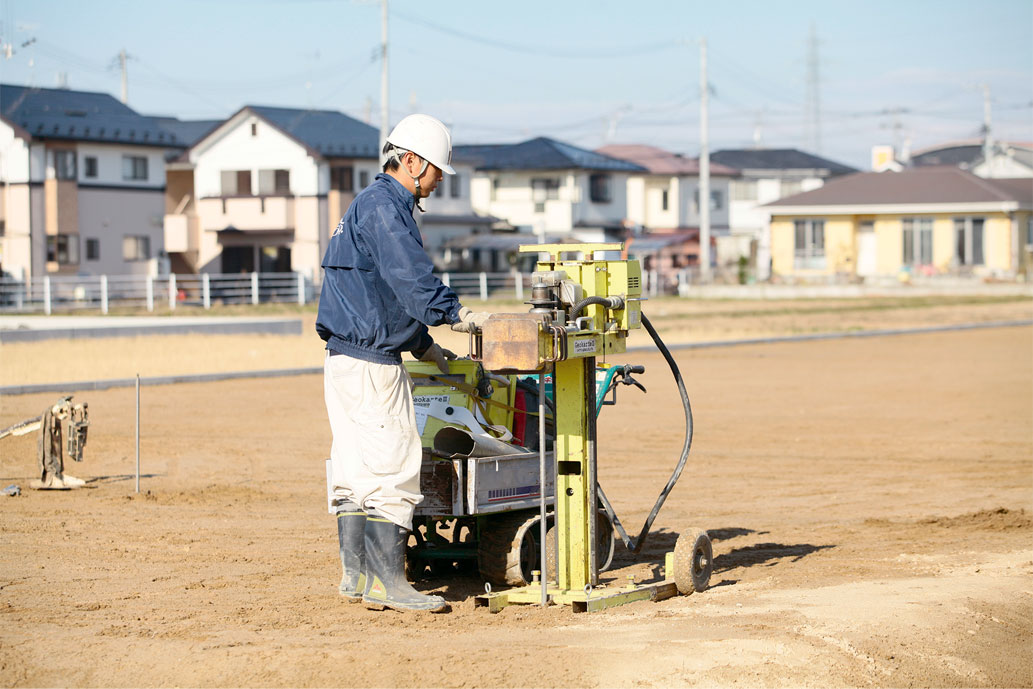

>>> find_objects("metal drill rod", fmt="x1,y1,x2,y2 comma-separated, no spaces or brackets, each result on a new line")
538,369,548,607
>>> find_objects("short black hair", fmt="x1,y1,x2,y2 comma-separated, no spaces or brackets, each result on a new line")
382,143,400,173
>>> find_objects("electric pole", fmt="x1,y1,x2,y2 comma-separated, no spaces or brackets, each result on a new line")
804,23,821,154
699,37,710,284
119,48,128,104
379,0,389,165
981,84,993,173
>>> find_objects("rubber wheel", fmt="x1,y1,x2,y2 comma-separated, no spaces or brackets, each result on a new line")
477,512,541,586
673,528,712,595
544,510,616,582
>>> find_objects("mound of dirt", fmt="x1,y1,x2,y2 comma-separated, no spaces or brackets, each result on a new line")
866,507,1032,532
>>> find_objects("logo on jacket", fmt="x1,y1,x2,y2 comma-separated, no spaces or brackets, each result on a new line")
332,218,345,237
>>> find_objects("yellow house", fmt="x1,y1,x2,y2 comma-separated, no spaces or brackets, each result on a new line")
763,167,1033,281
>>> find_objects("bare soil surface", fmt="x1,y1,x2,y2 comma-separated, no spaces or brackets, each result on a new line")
1,302,1031,687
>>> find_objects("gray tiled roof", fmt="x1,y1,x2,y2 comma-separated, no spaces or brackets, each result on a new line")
454,137,646,172
246,105,379,158
766,167,1033,207
150,117,222,147
710,148,856,176
1,83,186,147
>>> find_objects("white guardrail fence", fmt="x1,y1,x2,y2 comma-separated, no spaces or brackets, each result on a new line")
0,270,679,314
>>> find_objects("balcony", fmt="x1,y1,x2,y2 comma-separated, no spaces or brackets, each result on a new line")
198,196,295,232
164,213,200,253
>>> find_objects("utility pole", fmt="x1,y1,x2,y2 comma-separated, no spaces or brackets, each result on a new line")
804,23,821,154
379,0,389,165
698,38,710,284
981,84,994,173
117,49,130,104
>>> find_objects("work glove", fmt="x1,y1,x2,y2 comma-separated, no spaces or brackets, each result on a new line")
451,306,492,334
417,342,456,375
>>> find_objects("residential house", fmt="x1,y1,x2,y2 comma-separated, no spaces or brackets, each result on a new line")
908,140,1033,179
417,153,499,270
597,144,735,280
163,105,381,278
710,148,857,279
763,167,1033,282
458,137,646,244
0,84,188,280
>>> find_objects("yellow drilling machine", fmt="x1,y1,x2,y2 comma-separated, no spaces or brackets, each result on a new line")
401,242,712,612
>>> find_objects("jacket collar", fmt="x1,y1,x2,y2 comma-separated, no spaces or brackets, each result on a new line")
375,173,416,214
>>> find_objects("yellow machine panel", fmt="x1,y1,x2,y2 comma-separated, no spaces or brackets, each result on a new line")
405,360,515,449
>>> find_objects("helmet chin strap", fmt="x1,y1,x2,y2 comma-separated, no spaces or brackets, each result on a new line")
392,149,429,212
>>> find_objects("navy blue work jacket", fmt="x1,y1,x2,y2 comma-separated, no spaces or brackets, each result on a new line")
316,174,461,364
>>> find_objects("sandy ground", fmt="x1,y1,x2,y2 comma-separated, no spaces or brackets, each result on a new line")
0,301,1031,687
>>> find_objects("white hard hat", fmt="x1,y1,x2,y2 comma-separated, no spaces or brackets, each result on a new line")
386,114,455,175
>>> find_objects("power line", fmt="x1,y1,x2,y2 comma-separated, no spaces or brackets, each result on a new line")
391,9,678,59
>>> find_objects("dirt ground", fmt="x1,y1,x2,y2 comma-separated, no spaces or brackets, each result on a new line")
1,300,1031,687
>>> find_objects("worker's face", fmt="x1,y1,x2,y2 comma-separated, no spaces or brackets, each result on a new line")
404,152,442,197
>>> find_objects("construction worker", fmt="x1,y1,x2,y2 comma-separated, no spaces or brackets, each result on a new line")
317,113,489,612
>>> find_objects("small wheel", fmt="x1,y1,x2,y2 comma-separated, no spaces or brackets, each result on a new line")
673,528,712,595
477,512,541,586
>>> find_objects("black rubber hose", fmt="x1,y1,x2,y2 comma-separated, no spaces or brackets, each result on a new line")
569,295,622,321
597,312,693,555
630,312,693,552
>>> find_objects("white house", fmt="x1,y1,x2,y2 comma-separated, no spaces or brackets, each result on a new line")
710,148,857,279
0,84,187,280
163,105,381,279
458,137,646,243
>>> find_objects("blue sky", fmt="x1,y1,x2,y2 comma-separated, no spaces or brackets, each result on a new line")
1,0,1030,169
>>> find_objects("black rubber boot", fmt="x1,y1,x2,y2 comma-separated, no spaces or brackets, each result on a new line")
335,501,366,601
362,513,448,612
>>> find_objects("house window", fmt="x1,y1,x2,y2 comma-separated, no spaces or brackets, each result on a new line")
589,173,612,203
122,235,150,261
450,173,461,199
258,169,290,195
661,189,669,211
221,170,252,195
731,179,758,201
491,177,500,201
359,170,370,188
531,177,560,213
251,122,258,137
84,156,98,178
954,217,985,266
46,234,79,264
122,155,148,181
85,238,100,260
54,150,76,180
693,189,724,212
330,166,354,192
902,218,933,266
793,219,825,269
1026,217,1032,247
780,179,804,197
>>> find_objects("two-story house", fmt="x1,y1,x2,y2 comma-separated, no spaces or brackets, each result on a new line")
597,144,738,279
710,148,857,279
458,137,646,243
163,105,381,278
0,84,187,280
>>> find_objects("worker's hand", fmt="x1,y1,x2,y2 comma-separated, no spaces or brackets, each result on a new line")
417,342,456,374
451,306,491,333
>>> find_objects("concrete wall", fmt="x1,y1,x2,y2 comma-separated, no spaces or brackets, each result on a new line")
77,187,165,276
76,143,167,188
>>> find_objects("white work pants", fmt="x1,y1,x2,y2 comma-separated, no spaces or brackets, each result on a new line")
324,351,424,530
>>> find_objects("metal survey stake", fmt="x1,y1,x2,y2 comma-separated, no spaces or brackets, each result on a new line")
135,374,140,493
538,369,548,607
